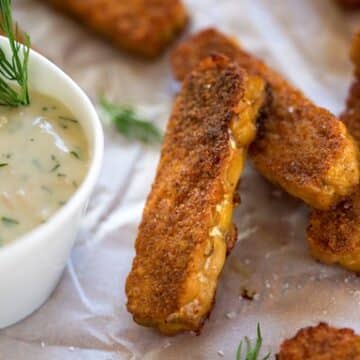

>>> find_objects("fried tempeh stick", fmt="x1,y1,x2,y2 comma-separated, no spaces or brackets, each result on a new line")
277,323,360,359
308,29,360,272
126,55,266,335
171,28,359,210
42,0,188,58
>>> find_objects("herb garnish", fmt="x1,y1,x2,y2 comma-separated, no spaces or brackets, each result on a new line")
0,0,30,107
32,158,42,170
50,163,60,172
236,324,270,360
99,97,163,144
41,185,52,194
1,216,18,225
58,115,78,123
70,150,80,159
0,162,7,167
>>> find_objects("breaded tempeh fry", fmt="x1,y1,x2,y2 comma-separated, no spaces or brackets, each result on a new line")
126,55,266,335
43,0,188,58
308,29,360,272
277,323,360,359
171,28,360,210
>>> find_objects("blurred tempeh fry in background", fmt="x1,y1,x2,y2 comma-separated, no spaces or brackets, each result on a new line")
42,0,188,58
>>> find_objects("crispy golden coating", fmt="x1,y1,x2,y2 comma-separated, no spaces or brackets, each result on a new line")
277,323,360,359
43,0,188,58
308,190,360,271
126,55,266,335
308,30,360,272
171,28,360,210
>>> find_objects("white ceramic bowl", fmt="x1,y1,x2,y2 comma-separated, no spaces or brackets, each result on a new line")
0,36,104,328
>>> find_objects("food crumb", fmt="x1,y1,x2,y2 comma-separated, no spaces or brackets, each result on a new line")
40,341,45,348
225,311,236,320
69,346,75,352
240,287,257,301
352,290,360,302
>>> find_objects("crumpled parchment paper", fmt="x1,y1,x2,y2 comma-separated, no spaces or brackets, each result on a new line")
1,0,360,359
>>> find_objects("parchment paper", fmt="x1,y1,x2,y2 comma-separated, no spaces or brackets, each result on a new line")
1,1,360,359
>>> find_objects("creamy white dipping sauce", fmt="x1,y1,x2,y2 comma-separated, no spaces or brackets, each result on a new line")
0,91,89,245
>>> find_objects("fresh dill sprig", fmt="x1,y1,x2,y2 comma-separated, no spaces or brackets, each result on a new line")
0,0,30,107
99,96,163,144
236,324,271,360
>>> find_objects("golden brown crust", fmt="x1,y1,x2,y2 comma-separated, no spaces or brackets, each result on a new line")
277,323,360,360
343,80,360,143
171,28,360,210
43,0,188,58
308,190,360,271
126,55,266,334
307,33,360,271
171,29,245,83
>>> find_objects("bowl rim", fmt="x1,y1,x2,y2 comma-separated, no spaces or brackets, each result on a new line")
0,36,104,257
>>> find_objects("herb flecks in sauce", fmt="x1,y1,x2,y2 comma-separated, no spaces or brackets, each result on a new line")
0,91,89,245
50,163,60,172
59,115,78,123
70,150,80,159
1,216,19,225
